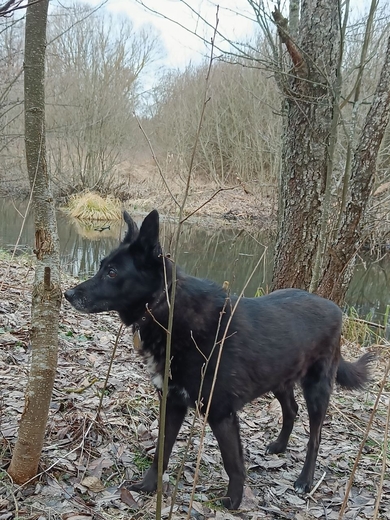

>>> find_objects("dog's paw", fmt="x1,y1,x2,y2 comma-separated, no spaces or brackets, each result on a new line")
266,440,287,454
127,471,158,494
128,481,156,494
221,495,242,510
294,478,311,494
220,486,243,510
220,496,233,509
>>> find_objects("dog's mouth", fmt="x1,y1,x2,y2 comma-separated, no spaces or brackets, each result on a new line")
64,289,92,313
64,288,113,314
64,288,76,303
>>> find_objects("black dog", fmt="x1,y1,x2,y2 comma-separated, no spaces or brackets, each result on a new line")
65,210,373,509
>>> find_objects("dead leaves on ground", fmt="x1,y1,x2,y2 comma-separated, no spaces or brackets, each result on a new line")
0,257,389,520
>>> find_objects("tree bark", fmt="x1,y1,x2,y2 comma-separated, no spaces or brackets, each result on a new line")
272,0,340,290
289,0,300,39
317,34,390,305
8,0,62,484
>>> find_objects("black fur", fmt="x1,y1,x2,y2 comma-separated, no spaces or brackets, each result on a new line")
65,210,373,510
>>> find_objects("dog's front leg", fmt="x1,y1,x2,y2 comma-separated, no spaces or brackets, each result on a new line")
129,392,187,494
209,412,245,510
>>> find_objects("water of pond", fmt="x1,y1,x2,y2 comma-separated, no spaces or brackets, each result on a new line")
0,199,389,323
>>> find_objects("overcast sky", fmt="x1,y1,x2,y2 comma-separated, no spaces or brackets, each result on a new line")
84,0,375,73
89,0,260,69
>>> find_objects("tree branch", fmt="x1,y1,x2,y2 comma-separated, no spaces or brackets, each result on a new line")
272,7,307,78
0,0,42,17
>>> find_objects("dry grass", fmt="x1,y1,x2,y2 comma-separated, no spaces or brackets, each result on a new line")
343,306,387,346
65,192,122,221
343,308,373,345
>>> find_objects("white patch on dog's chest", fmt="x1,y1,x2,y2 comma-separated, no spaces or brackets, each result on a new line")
143,352,163,390
138,334,189,400
135,329,163,390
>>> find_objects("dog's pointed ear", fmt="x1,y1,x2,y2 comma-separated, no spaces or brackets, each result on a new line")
122,211,139,244
137,210,160,254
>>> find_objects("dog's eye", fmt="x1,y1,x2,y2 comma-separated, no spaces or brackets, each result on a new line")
107,268,117,278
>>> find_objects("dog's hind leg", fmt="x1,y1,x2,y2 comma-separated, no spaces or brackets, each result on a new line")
267,387,298,454
208,412,245,510
294,361,334,493
129,393,187,494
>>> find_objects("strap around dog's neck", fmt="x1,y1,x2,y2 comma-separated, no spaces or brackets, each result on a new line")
132,285,168,350
134,255,174,331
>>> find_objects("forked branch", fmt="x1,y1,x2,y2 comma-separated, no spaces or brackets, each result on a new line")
272,7,307,77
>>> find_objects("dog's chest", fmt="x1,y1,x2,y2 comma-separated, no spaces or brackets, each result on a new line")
143,351,164,390
134,328,190,401
133,326,165,390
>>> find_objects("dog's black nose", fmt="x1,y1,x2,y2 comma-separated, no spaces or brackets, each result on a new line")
64,288,75,302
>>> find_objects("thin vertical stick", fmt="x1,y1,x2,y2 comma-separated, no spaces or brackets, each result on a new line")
338,359,390,519
96,324,124,420
372,369,390,520
185,250,267,519
155,9,220,520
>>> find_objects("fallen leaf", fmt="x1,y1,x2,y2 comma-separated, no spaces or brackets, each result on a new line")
62,515,92,520
0,500,10,510
120,487,139,509
80,476,104,492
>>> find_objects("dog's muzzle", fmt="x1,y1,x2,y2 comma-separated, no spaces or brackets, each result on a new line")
64,288,75,302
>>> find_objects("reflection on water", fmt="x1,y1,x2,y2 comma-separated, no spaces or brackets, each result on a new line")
347,260,389,321
59,214,125,276
0,199,389,323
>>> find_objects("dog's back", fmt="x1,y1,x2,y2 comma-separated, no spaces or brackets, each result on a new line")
147,276,342,418
219,288,342,403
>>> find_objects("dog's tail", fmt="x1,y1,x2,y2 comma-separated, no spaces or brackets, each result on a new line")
336,352,375,389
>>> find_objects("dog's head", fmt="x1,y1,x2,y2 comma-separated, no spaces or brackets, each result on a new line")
64,210,164,325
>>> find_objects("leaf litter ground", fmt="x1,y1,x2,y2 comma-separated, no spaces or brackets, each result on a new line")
0,255,389,520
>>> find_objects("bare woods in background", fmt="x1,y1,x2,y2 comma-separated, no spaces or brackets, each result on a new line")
0,3,160,195
0,2,389,249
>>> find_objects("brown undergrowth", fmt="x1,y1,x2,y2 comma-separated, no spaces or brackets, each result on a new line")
0,254,389,520
0,159,276,232
113,160,276,228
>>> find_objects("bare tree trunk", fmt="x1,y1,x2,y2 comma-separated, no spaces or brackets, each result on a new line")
317,35,390,305
8,0,62,484
271,0,340,290
289,0,300,38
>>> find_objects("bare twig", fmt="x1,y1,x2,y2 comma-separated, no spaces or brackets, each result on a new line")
190,330,208,361
168,297,230,520
96,324,124,419
307,471,326,499
338,359,390,519
158,10,220,519
0,0,41,16
331,402,380,442
186,248,267,519
134,0,266,67
180,185,240,224
146,303,170,334
134,113,180,208
345,316,385,330
373,376,390,519
46,1,108,45
62,377,99,394
0,122,42,294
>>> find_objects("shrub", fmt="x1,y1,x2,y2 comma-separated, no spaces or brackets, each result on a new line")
65,192,122,221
